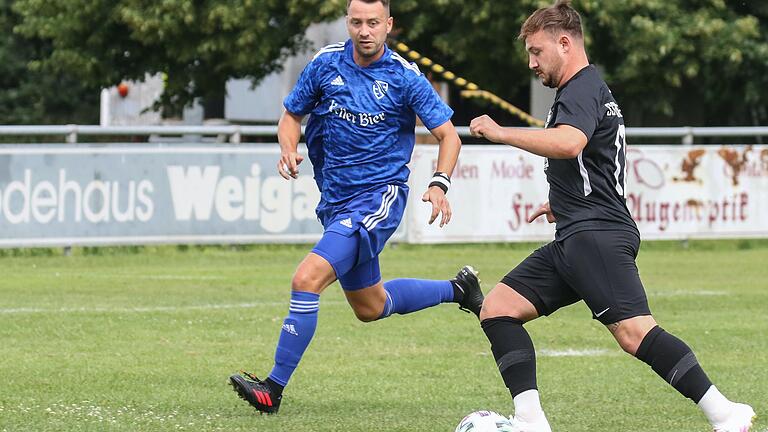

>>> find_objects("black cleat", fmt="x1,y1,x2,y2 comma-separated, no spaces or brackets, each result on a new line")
229,371,281,414
453,265,484,317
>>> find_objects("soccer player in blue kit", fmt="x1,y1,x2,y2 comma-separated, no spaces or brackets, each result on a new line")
229,0,484,414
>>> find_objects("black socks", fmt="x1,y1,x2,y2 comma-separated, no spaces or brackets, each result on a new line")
635,326,713,403
481,317,537,397
481,319,713,404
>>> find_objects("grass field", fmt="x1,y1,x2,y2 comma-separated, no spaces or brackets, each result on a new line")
0,240,766,432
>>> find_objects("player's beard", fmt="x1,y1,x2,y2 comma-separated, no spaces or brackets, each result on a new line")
536,57,564,88
354,38,384,60
541,73,558,88
536,67,561,88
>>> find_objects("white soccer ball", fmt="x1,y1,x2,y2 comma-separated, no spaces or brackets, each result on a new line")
455,410,515,432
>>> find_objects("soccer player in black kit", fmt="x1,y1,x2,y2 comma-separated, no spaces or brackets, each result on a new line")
469,1,755,431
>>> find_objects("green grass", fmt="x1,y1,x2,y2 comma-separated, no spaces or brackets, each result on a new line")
0,240,766,431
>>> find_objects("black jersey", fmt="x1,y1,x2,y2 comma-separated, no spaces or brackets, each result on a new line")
544,65,638,240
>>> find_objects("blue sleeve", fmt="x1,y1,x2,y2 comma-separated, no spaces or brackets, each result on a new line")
407,75,453,130
283,60,322,116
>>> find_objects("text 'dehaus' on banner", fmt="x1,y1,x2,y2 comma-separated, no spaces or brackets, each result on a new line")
0,144,322,247
406,145,768,243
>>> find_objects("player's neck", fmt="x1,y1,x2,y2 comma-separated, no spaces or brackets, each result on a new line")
557,55,590,89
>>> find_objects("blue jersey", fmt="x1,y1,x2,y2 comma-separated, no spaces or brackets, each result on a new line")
283,40,453,212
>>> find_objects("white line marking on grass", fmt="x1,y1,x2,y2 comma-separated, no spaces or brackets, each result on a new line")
58,272,226,281
538,348,615,357
648,290,726,297
0,301,347,315
127,274,226,281
2,401,224,427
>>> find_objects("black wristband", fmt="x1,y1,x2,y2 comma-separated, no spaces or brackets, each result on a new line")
429,172,451,194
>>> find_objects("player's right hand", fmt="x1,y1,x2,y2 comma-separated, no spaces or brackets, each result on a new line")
278,152,304,180
527,201,556,224
469,114,504,143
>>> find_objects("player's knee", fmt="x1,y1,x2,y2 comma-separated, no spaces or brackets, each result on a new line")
614,333,640,355
352,305,380,322
480,301,525,321
479,284,536,322
291,270,322,293
609,317,657,355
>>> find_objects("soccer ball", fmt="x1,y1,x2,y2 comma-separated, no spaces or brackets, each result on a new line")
455,410,515,432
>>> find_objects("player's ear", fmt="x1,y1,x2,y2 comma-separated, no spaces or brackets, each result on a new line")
558,35,570,53
386,16,393,33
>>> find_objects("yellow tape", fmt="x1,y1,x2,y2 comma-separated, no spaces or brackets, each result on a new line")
391,40,544,127
461,90,545,127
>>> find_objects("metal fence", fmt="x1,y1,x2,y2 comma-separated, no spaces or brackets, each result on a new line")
1,125,767,144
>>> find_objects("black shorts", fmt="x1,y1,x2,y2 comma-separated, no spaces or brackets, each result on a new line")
502,230,651,325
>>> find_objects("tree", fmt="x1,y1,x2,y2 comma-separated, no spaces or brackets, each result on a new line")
0,1,99,124
13,0,345,115
391,0,768,126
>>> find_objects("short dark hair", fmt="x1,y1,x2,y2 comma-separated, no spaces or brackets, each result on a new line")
346,0,390,11
518,0,583,41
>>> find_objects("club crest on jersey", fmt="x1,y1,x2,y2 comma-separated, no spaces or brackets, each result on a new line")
372,80,389,99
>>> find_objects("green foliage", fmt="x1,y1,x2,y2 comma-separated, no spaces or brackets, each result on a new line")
0,2,99,124
580,0,768,125
5,0,767,125
392,0,768,126
12,0,345,113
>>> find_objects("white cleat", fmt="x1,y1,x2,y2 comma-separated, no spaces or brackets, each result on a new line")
712,403,756,432
501,416,552,432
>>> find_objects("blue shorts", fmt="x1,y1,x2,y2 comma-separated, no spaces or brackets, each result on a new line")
311,184,407,290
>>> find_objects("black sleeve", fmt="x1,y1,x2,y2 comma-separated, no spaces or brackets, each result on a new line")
552,82,601,141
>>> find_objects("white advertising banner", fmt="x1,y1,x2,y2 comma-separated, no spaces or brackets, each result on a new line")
406,145,768,243
0,144,324,247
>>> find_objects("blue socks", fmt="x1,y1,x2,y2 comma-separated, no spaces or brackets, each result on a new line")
268,291,320,387
379,279,454,319
267,280,453,388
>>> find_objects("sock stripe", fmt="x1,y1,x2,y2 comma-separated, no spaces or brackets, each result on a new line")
666,351,698,386
289,303,319,308
289,306,319,313
496,349,535,373
383,290,394,317
289,300,319,314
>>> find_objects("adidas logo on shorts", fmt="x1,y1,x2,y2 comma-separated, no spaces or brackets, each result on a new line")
339,218,353,228
331,75,345,86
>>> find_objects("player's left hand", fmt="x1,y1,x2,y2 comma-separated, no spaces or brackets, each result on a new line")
469,115,504,143
528,201,556,224
422,186,451,227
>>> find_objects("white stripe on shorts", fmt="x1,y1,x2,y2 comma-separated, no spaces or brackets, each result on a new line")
362,185,395,227
364,185,398,230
